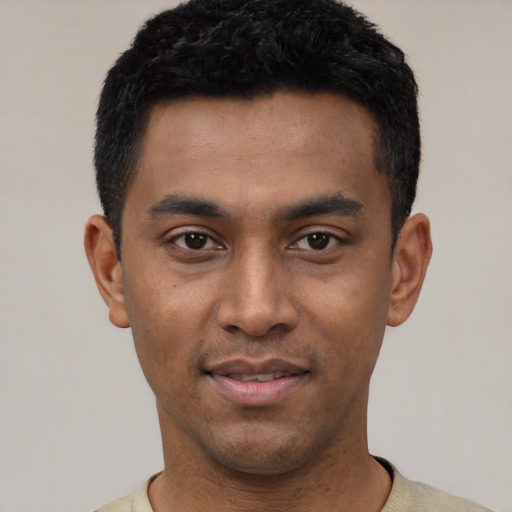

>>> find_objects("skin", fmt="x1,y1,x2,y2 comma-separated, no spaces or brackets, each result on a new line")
85,92,432,512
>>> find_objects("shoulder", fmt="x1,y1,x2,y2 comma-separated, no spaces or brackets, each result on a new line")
381,459,493,512
94,494,134,512
94,473,159,512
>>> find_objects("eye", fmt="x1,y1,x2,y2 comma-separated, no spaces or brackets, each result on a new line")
171,232,222,251
293,233,340,251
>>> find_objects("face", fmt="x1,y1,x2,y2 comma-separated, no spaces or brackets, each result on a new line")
96,92,412,476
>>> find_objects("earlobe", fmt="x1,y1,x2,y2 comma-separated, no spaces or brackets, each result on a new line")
386,213,433,327
84,215,130,328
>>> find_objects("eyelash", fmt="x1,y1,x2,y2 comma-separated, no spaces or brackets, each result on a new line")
165,230,224,251
291,232,344,251
163,228,346,254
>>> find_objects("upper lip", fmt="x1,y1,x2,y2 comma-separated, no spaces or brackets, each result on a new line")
205,358,309,376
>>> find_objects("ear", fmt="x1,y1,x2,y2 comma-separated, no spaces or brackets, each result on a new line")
84,215,130,328
387,213,433,327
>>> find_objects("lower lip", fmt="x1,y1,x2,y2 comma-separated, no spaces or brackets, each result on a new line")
208,373,309,407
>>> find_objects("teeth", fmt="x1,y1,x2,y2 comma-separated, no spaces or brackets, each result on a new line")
255,373,274,382
229,373,288,382
241,374,257,382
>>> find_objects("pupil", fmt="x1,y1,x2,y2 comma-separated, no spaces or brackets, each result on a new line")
185,233,207,249
308,233,329,250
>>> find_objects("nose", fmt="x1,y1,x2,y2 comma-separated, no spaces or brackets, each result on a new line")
216,247,299,337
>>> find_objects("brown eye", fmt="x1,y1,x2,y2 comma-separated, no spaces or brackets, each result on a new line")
183,233,208,249
307,233,331,250
291,232,341,252
171,232,221,251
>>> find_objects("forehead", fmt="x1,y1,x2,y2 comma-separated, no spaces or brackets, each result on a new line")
125,92,389,220
143,92,377,165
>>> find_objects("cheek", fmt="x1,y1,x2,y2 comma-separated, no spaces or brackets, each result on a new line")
122,274,200,379
307,264,390,327
303,263,391,369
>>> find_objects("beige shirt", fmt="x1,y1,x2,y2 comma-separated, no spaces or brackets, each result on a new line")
95,461,492,512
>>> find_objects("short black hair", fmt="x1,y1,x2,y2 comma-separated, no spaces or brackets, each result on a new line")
95,0,420,256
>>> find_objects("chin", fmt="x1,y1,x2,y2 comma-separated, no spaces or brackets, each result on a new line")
197,424,333,478
209,450,308,477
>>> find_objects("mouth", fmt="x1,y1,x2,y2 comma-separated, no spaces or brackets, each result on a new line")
205,359,310,406
225,372,295,382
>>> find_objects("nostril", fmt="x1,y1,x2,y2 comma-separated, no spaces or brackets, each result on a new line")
216,278,299,336
223,324,240,335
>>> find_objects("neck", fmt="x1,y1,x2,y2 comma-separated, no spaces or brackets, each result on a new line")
150,394,391,512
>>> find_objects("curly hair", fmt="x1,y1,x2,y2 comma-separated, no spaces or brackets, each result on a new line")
95,0,420,256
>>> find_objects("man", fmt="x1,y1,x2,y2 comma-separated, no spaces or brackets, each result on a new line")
84,0,491,510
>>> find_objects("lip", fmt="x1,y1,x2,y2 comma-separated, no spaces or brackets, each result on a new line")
205,358,310,407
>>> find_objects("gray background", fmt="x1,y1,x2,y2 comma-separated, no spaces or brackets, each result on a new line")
0,1,511,511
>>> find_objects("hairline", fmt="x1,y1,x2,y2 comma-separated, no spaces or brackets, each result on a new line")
111,88,397,260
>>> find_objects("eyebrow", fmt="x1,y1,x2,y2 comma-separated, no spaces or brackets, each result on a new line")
146,192,363,222
147,194,228,219
277,193,363,222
